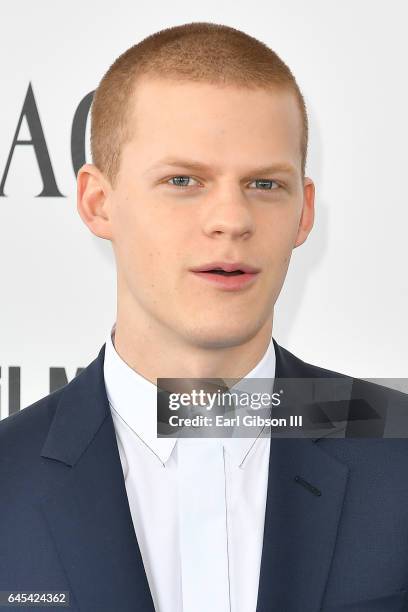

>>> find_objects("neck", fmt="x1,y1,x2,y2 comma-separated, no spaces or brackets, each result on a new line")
113,303,274,386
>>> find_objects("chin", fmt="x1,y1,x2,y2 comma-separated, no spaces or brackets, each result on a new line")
182,321,258,349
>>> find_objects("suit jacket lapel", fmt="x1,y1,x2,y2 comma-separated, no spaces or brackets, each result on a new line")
256,340,350,612
40,344,155,612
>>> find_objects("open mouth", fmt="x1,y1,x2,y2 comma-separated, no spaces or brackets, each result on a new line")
191,268,258,291
190,264,259,290
206,269,245,276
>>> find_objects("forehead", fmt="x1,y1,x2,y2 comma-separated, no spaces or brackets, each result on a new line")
124,77,302,170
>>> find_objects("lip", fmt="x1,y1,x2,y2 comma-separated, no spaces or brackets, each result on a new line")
190,270,259,291
190,261,261,274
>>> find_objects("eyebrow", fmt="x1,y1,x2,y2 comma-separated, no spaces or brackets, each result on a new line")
145,157,297,177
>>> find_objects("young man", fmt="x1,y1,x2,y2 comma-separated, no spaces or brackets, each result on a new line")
1,21,407,612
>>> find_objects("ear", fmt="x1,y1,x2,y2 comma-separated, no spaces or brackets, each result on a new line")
76,163,113,240
294,177,315,248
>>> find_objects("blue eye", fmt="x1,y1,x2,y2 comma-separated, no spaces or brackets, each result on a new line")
168,176,198,187
249,179,279,190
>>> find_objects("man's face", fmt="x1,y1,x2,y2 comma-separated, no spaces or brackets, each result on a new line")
97,77,314,349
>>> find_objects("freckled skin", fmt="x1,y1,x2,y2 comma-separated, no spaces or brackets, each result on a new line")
77,77,315,382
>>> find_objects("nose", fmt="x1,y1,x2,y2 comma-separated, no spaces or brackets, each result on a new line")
201,184,255,240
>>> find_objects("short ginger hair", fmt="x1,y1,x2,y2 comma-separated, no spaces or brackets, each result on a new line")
90,21,309,186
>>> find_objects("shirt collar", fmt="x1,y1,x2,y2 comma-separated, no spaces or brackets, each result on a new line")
103,323,275,468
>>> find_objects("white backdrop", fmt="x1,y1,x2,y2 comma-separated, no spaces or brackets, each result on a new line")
1,0,407,418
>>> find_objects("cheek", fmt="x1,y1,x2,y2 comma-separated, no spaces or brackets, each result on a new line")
262,220,296,255
112,197,153,260
116,225,177,290
269,208,301,248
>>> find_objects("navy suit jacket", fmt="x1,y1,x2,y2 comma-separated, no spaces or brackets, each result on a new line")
1,339,408,612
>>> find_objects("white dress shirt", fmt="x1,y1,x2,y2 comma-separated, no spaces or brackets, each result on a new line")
103,324,276,612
